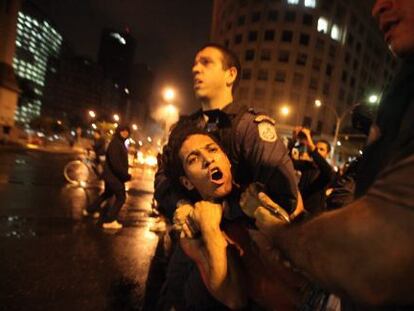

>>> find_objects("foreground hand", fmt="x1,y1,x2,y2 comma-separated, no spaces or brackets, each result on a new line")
239,183,263,218
173,202,195,237
254,206,287,240
192,201,223,233
240,183,290,223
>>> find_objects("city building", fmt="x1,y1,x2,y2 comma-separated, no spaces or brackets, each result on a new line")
128,63,154,126
0,0,20,136
98,28,136,117
42,56,104,126
12,0,62,124
211,0,398,138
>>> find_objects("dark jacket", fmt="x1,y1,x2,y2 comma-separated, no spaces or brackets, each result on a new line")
102,133,130,184
293,150,335,214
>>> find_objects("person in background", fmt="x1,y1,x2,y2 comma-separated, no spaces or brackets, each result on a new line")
86,124,131,229
290,127,334,214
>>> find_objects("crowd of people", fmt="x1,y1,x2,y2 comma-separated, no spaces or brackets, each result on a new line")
153,1,414,310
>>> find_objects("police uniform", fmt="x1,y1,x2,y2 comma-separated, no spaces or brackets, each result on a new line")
154,102,298,220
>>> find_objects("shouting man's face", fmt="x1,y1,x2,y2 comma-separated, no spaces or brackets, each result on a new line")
179,134,232,201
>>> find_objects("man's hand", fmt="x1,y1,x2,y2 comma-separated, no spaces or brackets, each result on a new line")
173,202,194,237
299,128,315,152
254,206,287,242
240,183,291,223
192,201,223,234
239,183,263,218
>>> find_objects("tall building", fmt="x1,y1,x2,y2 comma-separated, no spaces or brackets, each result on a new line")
129,63,154,125
98,28,136,115
12,0,62,124
42,56,104,124
211,0,398,136
0,0,20,132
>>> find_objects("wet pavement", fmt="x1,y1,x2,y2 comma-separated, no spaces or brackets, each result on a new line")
0,147,167,310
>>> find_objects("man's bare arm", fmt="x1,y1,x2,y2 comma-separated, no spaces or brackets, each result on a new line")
181,201,247,309
255,155,414,306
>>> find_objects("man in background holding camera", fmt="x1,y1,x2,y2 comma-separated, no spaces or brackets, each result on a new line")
290,127,335,214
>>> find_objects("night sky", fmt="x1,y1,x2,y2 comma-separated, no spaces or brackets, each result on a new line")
32,0,213,113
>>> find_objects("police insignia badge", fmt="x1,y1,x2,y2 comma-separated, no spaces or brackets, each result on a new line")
257,121,277,142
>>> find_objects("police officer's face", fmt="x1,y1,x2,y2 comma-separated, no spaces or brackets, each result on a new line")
179,134,232,201
192,47,236,100
373,0,414,57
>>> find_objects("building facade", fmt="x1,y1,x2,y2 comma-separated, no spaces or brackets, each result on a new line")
98,28,136,118
42,56,104,125
211,0,397,136
12,0,62,124
0,0,20,132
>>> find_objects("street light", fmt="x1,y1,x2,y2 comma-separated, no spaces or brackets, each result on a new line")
113,114,120,122
368,94,379,104
163,87,176,102
314,98,359,157
314,94,378,157
280,105,290,117
88,110,96,119
165,103,178,115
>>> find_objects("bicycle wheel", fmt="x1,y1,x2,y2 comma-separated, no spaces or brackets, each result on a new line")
64,160,90,184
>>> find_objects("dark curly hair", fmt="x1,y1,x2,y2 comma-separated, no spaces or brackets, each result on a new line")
161,118,222,196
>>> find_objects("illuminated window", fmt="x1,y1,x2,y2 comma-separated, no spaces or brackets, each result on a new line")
110,32,126,45
287,0,299,4
331,24,341,41
305,0,316,7
317,17,328,33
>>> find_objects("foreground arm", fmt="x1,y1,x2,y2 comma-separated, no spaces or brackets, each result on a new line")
180,201,247,309
255,154,414,306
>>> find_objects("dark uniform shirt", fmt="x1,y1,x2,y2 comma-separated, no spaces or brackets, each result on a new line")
154,102,298,220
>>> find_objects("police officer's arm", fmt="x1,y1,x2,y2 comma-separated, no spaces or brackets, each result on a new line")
254,154,414,306
235,113,298,214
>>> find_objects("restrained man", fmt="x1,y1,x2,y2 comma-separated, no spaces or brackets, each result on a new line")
164,122,321,310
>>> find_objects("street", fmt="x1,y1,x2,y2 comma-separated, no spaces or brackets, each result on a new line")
0,147,166,310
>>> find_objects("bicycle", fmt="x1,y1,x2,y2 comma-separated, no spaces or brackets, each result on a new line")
63,151,104,185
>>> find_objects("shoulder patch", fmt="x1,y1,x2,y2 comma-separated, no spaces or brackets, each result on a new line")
257,121,277,142
254,115,276,125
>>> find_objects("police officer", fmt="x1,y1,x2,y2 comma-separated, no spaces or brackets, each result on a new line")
154,43,300,310
155,43,300,221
